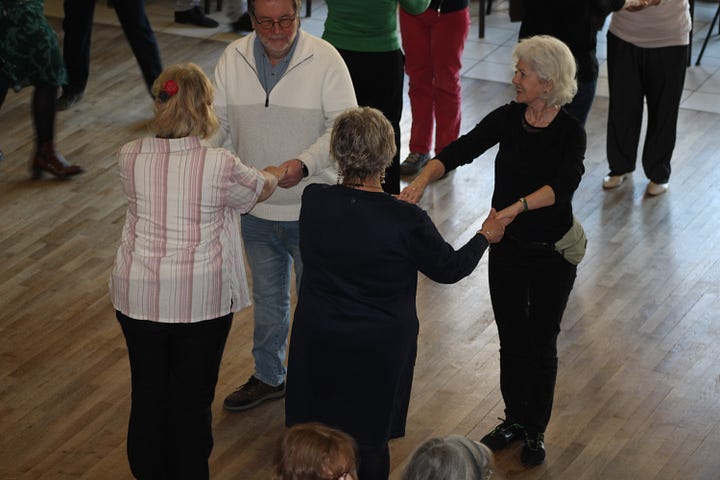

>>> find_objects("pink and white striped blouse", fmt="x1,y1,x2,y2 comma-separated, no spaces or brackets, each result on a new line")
109,136,264,323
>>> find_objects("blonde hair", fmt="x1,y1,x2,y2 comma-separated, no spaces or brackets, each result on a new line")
273,423,358,480
512,35,577,107
331,107,396,183
149,62,219,139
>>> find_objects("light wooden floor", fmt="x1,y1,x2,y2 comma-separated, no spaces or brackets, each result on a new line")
2,16,720,480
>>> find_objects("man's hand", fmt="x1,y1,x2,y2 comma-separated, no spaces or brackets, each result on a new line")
277,159,305,188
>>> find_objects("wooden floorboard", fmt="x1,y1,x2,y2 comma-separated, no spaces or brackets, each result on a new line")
1,17,720,480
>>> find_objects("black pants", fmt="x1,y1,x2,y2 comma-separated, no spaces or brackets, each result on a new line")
0,81,58,148
336,48,404,195
606,32,687,184
62,0,162,94
488,240,576,435
117,311,232,480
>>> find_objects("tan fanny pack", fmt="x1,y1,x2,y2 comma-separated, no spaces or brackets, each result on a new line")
554,216,587,265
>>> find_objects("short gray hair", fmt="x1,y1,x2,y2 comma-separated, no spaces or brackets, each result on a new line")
401,435,494,480
513,35,577,107
331,107,396,182
248,0,301,16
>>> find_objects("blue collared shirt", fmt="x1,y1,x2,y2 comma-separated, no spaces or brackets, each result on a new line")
253,34,300,95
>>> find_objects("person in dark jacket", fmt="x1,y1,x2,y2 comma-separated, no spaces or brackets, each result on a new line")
285,106,504,480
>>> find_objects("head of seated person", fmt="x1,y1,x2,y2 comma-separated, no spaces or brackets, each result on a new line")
150,62,219,140
273,423,358,480
331,106,396,187
402,435,494,480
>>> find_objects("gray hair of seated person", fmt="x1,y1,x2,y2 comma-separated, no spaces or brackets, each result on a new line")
248,0,302,16
331,107,396,183
512,34,578,107
401,435,494,480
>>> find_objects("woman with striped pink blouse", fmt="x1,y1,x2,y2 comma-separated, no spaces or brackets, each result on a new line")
109,63,283,480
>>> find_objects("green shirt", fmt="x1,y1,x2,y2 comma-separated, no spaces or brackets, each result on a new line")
323,0,430,52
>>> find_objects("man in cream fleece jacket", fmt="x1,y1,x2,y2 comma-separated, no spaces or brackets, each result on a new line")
211,0,356,412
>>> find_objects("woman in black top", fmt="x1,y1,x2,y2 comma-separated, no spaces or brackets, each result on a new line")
400,35,586,467
285,106,505,480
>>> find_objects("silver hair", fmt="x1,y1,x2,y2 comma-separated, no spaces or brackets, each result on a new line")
330,107,396,183
513,34,577,107
401,435,494,480
248,0,302,16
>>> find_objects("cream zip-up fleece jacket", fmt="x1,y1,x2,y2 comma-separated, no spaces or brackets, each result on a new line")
211,30,357,221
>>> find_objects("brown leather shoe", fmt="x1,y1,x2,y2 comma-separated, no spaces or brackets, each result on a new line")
31,143,85,179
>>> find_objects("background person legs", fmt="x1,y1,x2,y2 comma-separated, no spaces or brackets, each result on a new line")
606,31,645,177
60,0,96,106
114,0,163,92
336,48,405,195
640,44,688,185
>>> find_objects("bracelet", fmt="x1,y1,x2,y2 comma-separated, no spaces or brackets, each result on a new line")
519,197,529,212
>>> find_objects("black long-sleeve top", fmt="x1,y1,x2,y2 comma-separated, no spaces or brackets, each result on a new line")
437,102,586,243
519,0,626,81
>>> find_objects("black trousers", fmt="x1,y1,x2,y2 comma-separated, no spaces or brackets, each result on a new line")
62,0,162,94
488,240,576,435
606,32,688,184
117,311,232,480
0,82,57,147
336,48,404,195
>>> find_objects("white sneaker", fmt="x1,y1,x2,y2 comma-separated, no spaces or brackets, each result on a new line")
646,181,669,196
602,173,631,189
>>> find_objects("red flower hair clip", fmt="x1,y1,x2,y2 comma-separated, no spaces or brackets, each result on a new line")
158,80,179,102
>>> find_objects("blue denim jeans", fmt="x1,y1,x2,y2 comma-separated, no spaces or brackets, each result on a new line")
241,214,302,386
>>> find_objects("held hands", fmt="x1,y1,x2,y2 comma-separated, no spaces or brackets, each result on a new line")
624,0,661,12
478,208,505,244
276,159,305,188
398,180,426,204
263,165,287,184
398,159,446,204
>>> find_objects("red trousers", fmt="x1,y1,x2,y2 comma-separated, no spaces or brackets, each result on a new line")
400,7,469,155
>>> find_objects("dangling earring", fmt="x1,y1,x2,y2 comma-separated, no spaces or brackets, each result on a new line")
337,168,344,184
380,171,386,184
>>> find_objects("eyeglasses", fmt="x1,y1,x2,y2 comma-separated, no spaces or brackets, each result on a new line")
251,12,297,30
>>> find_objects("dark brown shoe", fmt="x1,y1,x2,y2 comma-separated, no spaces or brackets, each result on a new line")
223,376,285,412
174,6,219,27
32,143,85,179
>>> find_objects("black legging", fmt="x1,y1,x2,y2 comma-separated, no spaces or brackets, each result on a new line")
0,80,58,148
358,443,390,480
32,84,59,147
